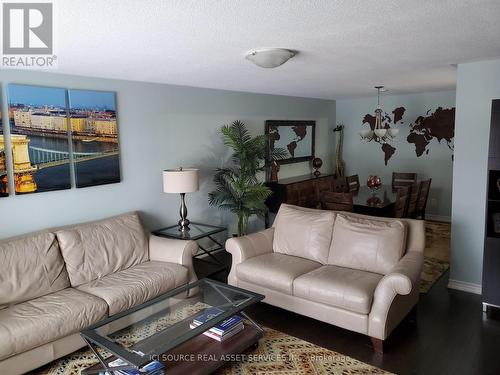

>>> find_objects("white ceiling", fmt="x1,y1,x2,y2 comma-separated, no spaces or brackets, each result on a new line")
43,0,500,98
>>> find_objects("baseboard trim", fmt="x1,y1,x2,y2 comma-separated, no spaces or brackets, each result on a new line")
448,279,482,295
426,214,451,223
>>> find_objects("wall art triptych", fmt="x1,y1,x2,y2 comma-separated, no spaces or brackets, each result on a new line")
0,84,121,196
0,98,7,197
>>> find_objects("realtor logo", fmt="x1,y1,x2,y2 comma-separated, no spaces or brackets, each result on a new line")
3,3,53,54
2,2,56,68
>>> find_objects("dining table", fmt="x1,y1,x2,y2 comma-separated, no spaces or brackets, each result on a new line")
352,185,398,217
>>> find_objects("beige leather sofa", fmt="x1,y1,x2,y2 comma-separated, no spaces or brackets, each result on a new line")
226,204,425,352
0,212,198,375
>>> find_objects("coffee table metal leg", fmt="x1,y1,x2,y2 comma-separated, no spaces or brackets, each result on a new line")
82,337,135,375
240,311,264,334
83,337,111,374
208,282,264,334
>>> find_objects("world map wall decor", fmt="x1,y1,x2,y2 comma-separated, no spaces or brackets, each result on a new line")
407,107,455,157
266,120,315,164
361,106,455,165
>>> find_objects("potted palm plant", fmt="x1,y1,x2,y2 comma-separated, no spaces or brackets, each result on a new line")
208,120,286,236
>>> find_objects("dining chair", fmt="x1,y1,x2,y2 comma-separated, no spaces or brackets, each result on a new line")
406,183,422,218
346,174,360,192
413,179,432,219
332,177,348,193
320,191,353,212
393,186,411,218
392,172,417,187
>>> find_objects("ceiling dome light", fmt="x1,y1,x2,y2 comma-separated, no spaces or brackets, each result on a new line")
245,48,297,68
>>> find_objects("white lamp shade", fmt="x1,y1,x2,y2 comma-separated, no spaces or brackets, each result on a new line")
374,128,387,138
163,168,199,193
388,128,399,137
359,129,374,139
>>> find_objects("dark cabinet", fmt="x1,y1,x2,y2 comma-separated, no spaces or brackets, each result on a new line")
483,237,500,308
265,174,334,215
483,99,500,316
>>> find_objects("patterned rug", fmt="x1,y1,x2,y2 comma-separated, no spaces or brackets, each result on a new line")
30,326,391,375
216,327,392,375
420,221,451,293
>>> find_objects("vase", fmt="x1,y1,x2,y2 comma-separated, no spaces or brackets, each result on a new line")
367,175,382,192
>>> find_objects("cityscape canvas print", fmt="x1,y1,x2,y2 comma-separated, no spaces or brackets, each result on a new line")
8,84,71,194
0,90,8,197
68,89,120,188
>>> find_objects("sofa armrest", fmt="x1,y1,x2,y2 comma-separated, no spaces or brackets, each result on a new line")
368,251,423,340
149,234,198,284
225,227,274,285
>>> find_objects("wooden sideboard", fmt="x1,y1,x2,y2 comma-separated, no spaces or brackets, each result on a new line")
265,174,334,221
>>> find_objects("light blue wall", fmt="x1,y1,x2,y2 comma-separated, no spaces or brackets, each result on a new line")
451,59,500,286
0,70,336,238
336,90,456,218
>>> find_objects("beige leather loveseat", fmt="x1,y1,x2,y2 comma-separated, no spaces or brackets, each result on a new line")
0,212,198,374
226,204,425,352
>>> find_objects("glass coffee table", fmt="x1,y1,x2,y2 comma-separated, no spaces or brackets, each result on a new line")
80,279,264,375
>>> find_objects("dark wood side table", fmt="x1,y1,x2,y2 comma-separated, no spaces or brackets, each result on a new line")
153,222,227,266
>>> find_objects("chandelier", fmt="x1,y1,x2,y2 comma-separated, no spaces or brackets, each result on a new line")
360,86,399,142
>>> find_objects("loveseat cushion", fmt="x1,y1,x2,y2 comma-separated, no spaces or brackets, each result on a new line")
0,288,108,360
328,214,407,275
56,212,149,286
0,232,70,309
236,253,321,295
77,261,188,315
273,204,335,264
293,265,383,314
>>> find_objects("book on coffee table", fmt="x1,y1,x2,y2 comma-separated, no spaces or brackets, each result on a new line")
192,310,242,330
190,314,244,342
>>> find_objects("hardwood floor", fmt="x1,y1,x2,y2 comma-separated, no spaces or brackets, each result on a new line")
195,255,500,375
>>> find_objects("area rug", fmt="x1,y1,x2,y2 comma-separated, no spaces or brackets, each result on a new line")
420,220,451,293
29,328,392,375
216,327,393,375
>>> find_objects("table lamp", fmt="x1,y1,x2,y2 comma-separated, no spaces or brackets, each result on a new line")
163,167,199,232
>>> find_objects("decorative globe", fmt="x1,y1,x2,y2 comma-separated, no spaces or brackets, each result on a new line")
312,157,323,177
312,157,323,169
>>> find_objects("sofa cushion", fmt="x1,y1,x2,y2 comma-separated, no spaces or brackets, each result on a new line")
56,212,149,287
77,261,189,315
273,204,335,264
0,288,108,360
236,253,321,295
293,265,383,314
0,232,70,309
328,214,407,275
